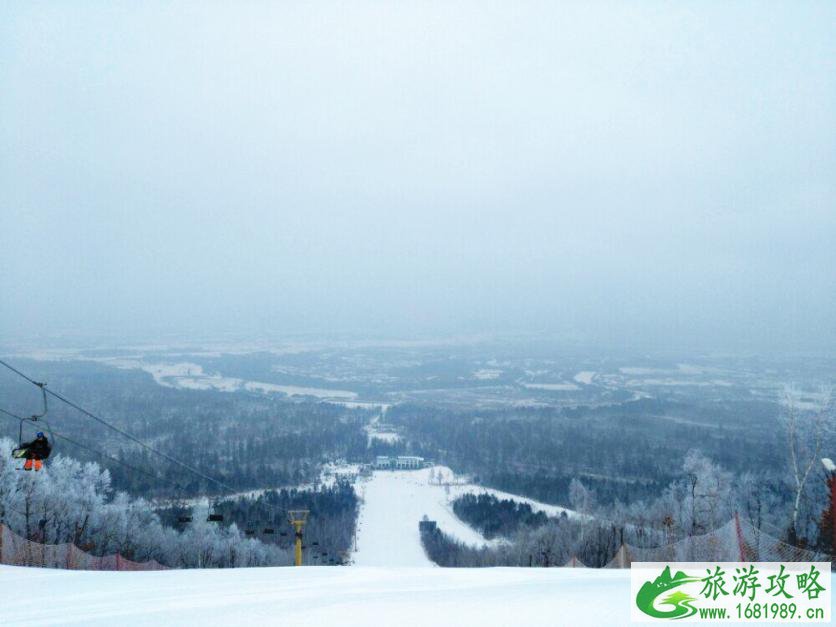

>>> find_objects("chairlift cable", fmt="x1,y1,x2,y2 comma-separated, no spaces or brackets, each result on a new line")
0,359,236,494
1,406,231,528
1,405,225,520
0,406,160,482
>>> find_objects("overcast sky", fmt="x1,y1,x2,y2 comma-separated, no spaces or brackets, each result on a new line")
1,1,834,351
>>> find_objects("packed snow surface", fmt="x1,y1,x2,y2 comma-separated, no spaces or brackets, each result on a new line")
351,466,576,567
445,482,577,520
353,468,493,566
4,463,830,626
0,564,634,626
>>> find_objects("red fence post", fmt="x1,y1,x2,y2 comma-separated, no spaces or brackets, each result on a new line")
830,475,836,556
734,511,747,562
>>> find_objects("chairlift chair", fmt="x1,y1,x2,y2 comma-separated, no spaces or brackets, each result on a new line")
11,383,54,471
173,490,194,524
207,499,224,522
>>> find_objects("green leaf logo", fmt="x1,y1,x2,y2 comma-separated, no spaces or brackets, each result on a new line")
636,566,701,619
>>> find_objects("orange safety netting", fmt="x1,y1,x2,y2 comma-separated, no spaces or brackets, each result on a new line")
602,515,834,568
0,524,167,571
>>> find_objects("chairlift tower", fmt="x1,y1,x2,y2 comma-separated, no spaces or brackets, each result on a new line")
287,510,309,566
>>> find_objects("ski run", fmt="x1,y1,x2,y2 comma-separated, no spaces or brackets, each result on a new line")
2,466,832,626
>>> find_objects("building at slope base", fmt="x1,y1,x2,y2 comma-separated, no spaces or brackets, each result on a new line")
374,455,426,470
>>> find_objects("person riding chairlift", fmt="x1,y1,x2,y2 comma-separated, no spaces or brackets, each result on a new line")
13,432,52,471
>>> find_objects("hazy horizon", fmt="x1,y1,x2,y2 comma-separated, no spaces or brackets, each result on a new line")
2,1,834,352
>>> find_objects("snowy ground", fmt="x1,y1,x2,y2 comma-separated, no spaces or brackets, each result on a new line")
352,468,494,566
362,409,403,445
522,382,579,391
367,431,401,443
2,465,832,626
351,466,576,567
93,359,360,400
400,465,577,520
574,370,596,385
444,481,577,520
154,463,363,509
5,563,834,627
0,564,634,626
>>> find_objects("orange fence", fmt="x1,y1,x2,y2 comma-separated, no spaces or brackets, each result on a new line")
0,524,167,571
578,515,832,569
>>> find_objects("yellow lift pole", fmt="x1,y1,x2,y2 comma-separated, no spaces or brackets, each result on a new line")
287,509,309,566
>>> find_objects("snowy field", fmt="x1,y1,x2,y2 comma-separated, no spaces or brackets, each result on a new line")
445,481,577,520
351,466,575,567
574,370,595,385
522,382,580,391
418,465,576,520
2,466,833,626
362,409,403,445
8,564,829,626
0,564,633,626
97,359,360,400
353,468,492,566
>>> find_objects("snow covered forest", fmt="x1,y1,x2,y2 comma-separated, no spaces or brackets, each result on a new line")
1,352,834,570
426,448,835,567
0,360,372,497
0,438,292,568
391,397,836,553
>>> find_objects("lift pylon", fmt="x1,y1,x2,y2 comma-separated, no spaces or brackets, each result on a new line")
287,510,309,566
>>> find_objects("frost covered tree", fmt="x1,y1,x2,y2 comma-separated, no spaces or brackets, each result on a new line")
568,478,595,541
0,438,289,568
681,449,732,536
781,390,830,545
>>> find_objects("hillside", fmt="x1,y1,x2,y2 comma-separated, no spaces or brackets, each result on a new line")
2,446,834,626
0,565,630,626
353,467,494,566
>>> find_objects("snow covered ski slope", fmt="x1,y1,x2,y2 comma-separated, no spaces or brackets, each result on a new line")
352,466,574,566
2,463,835,627
352,467,494,566
0,564,632,626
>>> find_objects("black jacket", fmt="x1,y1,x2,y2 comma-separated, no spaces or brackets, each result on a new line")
20,436,52,460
